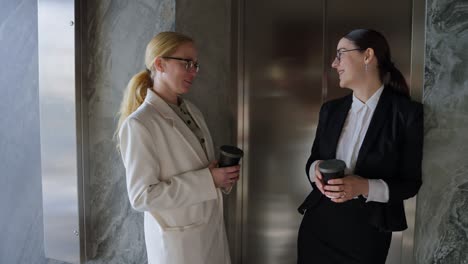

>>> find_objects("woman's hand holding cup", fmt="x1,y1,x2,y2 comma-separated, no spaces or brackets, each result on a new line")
209,160,240,189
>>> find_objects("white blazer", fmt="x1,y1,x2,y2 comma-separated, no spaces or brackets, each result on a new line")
119,89,230,264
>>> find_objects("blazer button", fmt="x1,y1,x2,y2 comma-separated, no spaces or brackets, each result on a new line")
200,138,205,143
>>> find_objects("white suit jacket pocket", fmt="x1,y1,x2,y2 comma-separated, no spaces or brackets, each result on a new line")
149,198,218,232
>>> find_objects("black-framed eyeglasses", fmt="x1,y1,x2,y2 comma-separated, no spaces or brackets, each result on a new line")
335,48,364,62
162,56,199,72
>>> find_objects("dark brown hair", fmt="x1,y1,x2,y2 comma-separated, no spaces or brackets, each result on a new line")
344,29,409,97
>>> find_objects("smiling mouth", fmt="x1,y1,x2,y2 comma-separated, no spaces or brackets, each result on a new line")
184,80,192,85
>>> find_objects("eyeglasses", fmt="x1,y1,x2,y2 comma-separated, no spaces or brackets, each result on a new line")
335,48,364,62
162,56,199,72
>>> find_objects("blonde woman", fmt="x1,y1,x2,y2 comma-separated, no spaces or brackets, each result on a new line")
116,32,239,264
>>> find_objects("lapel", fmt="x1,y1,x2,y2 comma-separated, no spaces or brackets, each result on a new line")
355,87,392,171
326,94,352,158
144,89,209,165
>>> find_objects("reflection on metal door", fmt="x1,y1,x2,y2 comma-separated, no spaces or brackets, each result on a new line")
231,0,425,263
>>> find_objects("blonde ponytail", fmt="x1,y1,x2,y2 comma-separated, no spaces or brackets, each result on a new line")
115,70,153,139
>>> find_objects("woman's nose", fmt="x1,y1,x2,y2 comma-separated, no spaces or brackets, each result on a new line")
331,57,339,68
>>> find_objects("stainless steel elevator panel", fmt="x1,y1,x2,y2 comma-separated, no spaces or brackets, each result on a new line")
242,1,324,263
38,0,83,262
237,0,422,263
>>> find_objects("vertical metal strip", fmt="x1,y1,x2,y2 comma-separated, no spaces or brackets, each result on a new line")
234,0,247,263
409,0,426,102
75,0,87,262
403,0,426,263
239,0,249,262
38,0,83,262
322,0,328,103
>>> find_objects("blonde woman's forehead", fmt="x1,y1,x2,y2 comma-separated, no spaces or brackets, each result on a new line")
172,42,198,59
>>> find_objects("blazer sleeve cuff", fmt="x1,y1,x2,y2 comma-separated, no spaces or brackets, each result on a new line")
309,160,319,184
366,179,389,203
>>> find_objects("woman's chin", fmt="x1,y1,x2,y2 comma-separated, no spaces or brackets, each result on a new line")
178,86,191,94
338,80,347,88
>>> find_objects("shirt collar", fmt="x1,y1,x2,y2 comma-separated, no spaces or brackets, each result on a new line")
351,85,384,113
146,88,184,107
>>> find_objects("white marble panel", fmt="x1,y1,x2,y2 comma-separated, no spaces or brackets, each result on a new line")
84,1,175,263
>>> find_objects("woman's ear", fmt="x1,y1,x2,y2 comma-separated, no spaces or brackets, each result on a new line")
154,57,164,72
364,48,375,64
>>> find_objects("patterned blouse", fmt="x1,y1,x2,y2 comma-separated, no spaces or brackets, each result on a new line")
167,98,208,159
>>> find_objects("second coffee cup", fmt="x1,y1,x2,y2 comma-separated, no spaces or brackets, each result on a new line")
318,159,346,185
218,145,244,167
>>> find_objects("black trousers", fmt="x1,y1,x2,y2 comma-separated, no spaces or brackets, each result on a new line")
297,197,391,264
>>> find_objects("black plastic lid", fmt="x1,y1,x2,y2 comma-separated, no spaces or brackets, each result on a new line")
318,159,346,173
220,145,244,158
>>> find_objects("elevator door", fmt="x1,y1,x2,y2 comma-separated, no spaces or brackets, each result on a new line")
239,0,414,263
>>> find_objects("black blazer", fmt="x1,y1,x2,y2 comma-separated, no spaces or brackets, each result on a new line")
298,87,423,232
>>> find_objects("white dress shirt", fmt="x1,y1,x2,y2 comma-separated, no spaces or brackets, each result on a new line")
309,85,389,203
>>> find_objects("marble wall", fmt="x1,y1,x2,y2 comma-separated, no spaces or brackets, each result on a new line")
415,0,468,263
83,0,236,262
84,0,236,262
83,0,175,263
